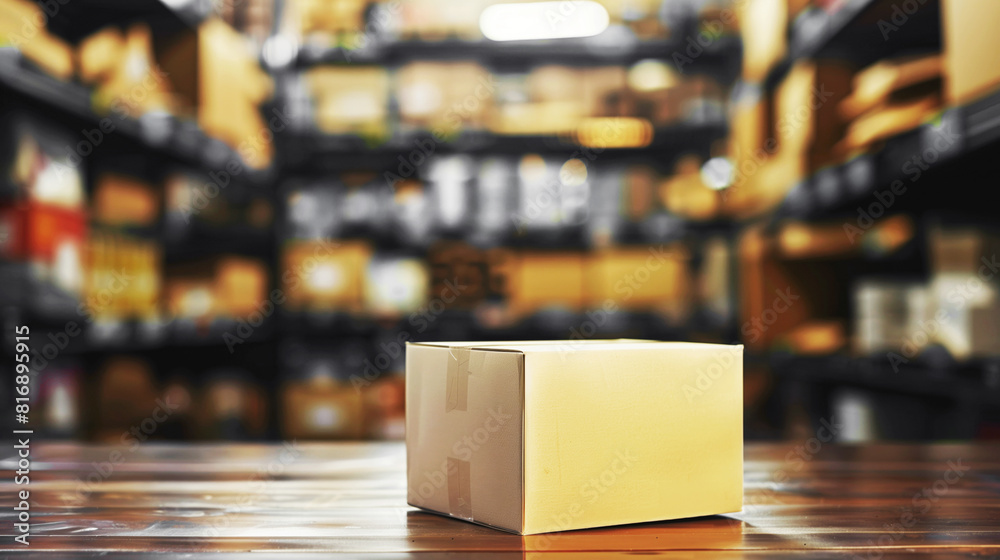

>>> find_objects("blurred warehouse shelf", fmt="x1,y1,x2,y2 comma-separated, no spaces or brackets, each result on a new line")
3,0,1000,443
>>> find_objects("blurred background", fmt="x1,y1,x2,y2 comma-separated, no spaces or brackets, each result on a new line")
1,0,999,443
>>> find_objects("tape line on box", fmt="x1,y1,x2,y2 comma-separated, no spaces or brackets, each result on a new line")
446,347,470,412
445,347,473,520
447,457,473,520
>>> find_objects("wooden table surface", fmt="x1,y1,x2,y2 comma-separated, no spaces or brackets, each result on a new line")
1,442,999,558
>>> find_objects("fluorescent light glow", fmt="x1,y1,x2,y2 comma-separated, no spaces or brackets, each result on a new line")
700,157,734,190
480,1,610,42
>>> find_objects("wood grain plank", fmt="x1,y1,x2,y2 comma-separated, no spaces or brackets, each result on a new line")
1,442,998,556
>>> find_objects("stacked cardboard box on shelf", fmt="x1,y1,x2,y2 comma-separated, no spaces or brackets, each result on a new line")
78,24,177,118
85,232,162,322
0,0,74,80
838,55,943,155
156,19,275,168
0,117,87,302
942,0,1000,105
165,256,268,324
306,66,390,138
928,227,1000,359
850,227,1000,360
725,61,853,218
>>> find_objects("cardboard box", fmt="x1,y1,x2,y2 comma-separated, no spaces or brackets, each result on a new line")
584,245,691,322
928,227,1000,275
506,252,584,318
156,18,274,168
839,55,942,120
306,66,389,138
406,339,743,534
775,61,854,172
93,173,159,226
282,377,365,439
82,24,176,118
282,240,371,312
398,61,493,134
930,274,1000,359
943,0,1000,105
0,0,74,80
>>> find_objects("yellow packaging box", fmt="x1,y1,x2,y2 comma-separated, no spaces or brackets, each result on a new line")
406,339,743,534
943,0,1000,105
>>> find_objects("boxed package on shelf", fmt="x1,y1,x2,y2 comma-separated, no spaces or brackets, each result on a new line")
930,274,1000,360
398,61,493,135
286,0,371,42
1,203,87,296
2,116,85,208
492,66,627,135
839,95,941,154
848,227,1000,360
84,232,161,321
727,61,852,218
942,0,1000,105
364,255,429,317
928,227,1000,359
853,280,930,356
0,115,87,306
584,244,691,323
305,66,390,138
216,257,269,317
283,375,365,439
93,173,159,226
838,55,943,154
775,60,854,173
928,227,1000,277
165,256,267,323
156,18,275,168
406,339,743,534
505,251,585,318
78,24,176,118
838,55,943,120
282,240,371,313
775,218,912,260
575,116,654,148
0,0,74,80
